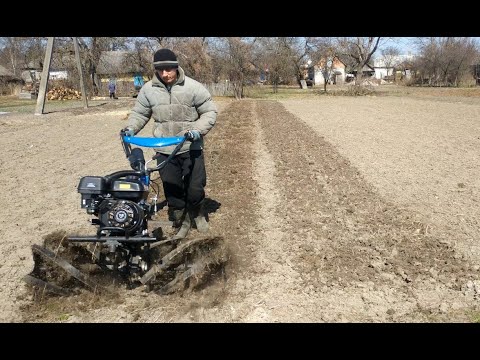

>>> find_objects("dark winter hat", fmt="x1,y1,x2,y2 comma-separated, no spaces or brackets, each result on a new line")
153,48,178,69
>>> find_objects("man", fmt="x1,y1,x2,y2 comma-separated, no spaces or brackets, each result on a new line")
122,48,217,239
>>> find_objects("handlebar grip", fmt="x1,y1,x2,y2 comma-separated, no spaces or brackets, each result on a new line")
184,131,194,141
129,148,146,171
120,131,131,158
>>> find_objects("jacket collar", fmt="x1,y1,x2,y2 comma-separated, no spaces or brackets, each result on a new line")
152,66,185,88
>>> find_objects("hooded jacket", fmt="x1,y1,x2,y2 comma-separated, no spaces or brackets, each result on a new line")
126,66,217,154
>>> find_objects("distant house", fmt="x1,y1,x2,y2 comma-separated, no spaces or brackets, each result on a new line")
305,57,346,86
49,70,68,80
374,54,416,80
316,57,346,85
350,64,375,79
21,60,42,84
22,58,68,83
0,64,24,95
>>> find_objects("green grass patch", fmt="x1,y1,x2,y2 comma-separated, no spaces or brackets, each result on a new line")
243,85,318,100
0,96,37,112
0,96,109,114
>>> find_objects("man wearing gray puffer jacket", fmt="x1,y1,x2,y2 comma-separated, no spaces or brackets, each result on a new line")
122,48,217,239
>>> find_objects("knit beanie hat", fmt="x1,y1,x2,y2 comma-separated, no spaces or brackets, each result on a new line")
153,49,178,69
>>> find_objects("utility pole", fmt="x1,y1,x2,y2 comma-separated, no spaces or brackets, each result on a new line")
34,37,89,115
73,37,88,109
34,37,54,115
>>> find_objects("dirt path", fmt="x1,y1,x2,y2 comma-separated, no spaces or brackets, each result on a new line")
2,95,479,322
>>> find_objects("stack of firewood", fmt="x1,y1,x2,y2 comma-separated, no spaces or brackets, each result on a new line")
47,87,82,100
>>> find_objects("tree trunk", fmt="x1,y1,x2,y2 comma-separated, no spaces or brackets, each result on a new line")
355,65,363,86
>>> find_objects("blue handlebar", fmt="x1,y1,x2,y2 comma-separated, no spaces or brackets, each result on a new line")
123,136,184,148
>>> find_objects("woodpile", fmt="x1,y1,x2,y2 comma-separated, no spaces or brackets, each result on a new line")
47,87,82,100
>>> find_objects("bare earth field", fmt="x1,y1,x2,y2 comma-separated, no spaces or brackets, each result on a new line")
1,86,480,323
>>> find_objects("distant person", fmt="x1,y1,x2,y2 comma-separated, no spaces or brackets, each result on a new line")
133,74,145,98
133,74,145,91
108,81,117,99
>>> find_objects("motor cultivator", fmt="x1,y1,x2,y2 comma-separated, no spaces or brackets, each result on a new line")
24,132,226,296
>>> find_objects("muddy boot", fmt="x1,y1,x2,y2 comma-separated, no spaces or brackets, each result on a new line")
172,212,191,240
191,203,209,233
170,208,185,229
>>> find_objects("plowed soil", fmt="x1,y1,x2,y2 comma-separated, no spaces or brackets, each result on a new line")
1,88,480,323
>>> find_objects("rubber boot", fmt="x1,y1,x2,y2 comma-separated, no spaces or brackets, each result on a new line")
170,208,184,228
172,212,191,240
191,203,209,233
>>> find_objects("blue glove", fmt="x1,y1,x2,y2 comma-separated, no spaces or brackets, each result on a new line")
121,128,135,137
186,130,201,141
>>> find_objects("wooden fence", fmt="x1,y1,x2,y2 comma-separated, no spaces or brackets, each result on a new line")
203,82,234,97
96,81,234,98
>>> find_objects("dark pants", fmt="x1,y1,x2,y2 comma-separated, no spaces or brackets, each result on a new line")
156,150,206,210
109,92,116,99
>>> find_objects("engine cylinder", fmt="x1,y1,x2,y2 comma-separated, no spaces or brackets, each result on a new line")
99,199,144,234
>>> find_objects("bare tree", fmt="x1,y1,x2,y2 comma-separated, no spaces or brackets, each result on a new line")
123,38,153,80
174,38,214,83
414,37,479,86
380,46,400,80
211,37,256,99
0,37,25,76
253,38,292,92
0,37,46,76
148,37,177,49
140,37,215,83
76,37,129,96
251,37,312,92
336,37,383,85
306,37,339,92
289,37,312,87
